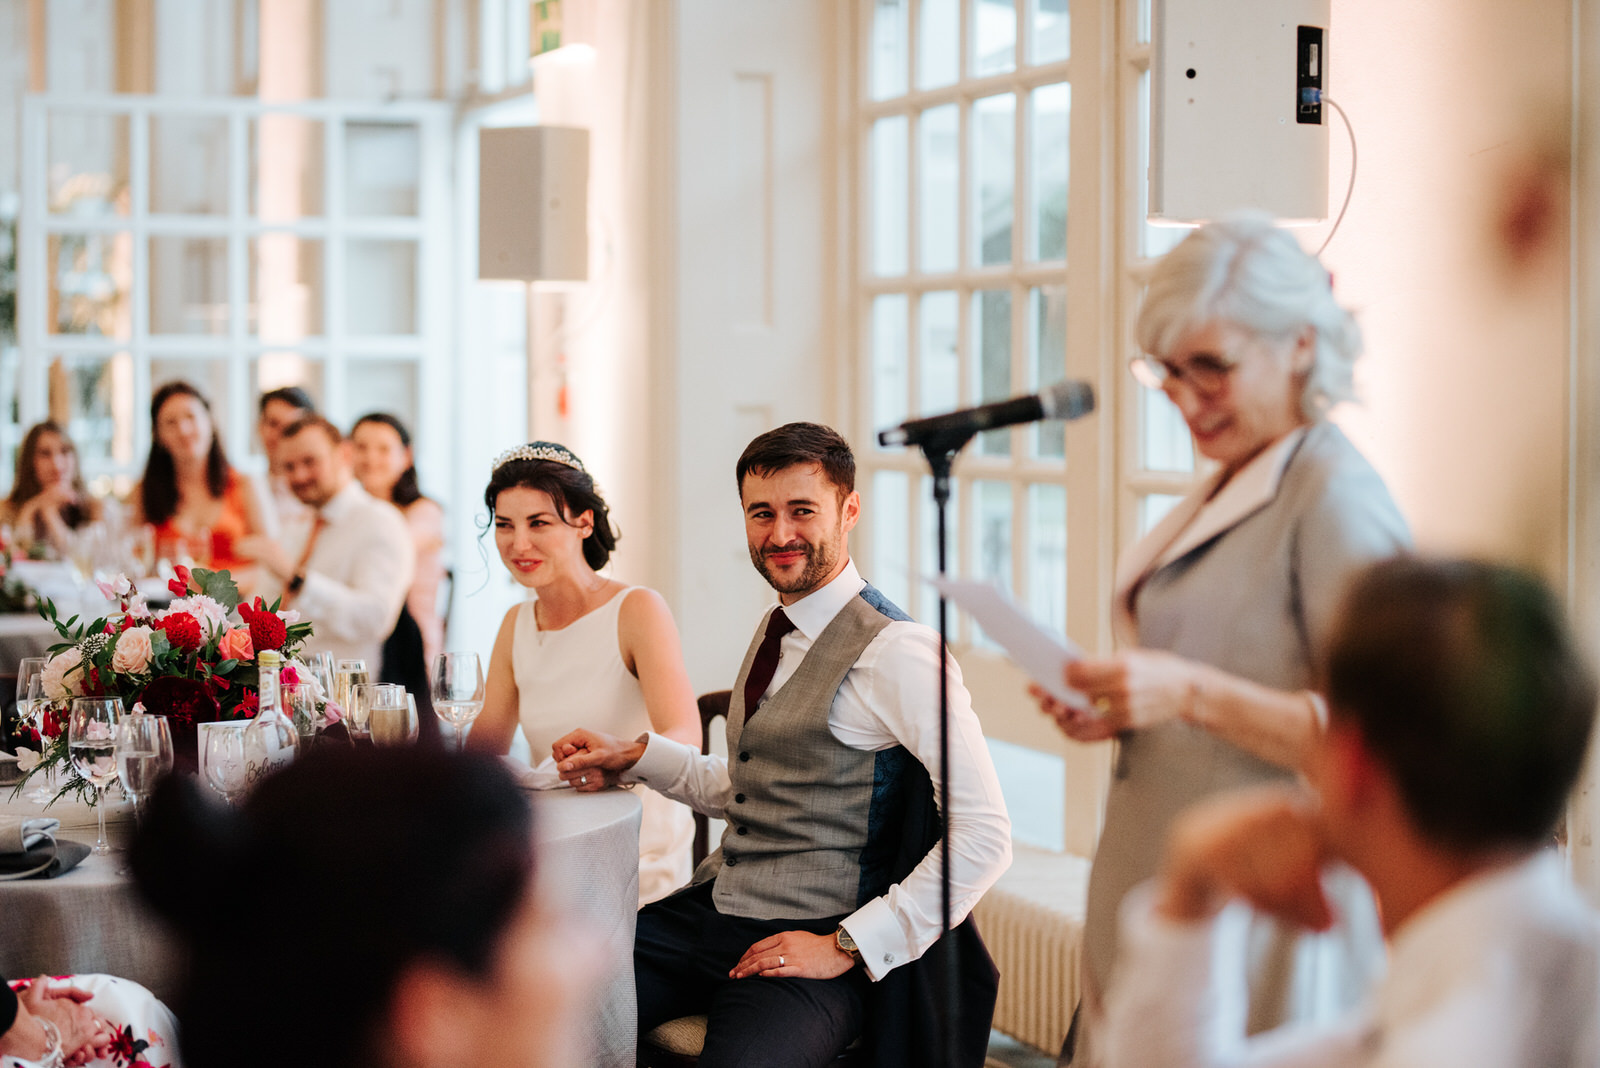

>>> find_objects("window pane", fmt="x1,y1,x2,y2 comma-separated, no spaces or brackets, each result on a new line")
150,114,229,215
870,0,909,101
973,0,1017,76
1140,386,1194,473
1139,70,1190,258
871,116,908,276
251,114,326,220
150,357,228,415
871,469,911,612
1137,0,1152,45
972,93,1014,266
918,291,959,416
1030,83,1070,262
972,288,1012,456
346,357,421,431
972,479,1014,646
252,355,326,422
149,236,229,336
1139,492,1184,535
251,235,325,341
344,121,421,217
345,239,418,335
48,112,130,218
920,474,958,620
917,0,959,89
48,232,131,338
50,353,135,467
1031,285,1067,458
1027,482,1067,638
1030,0,1071,64
873,295,909,449
918,104,959,273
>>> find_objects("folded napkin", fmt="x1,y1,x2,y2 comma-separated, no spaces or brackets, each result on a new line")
503,755,572,791
0,814,61,855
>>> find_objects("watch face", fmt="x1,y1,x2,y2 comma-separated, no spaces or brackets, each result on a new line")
837,927,857,952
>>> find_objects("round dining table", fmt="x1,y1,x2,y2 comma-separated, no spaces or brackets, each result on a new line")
0,778,644,1067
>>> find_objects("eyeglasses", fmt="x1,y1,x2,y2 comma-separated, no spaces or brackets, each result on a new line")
1128,350,1240,396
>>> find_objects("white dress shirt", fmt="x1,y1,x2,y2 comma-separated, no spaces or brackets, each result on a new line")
267,479,416,668
1103,852,1600,1068
628,559,1013,981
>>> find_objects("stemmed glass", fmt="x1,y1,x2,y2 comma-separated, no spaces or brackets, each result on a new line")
282,681,322,745
115,714,174,826
17,658,51,803
68,697,122,855
430,653,485,752
334,659,371,740
199,722,247,807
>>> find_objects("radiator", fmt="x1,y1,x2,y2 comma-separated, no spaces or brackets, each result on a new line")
973,846,1092,1055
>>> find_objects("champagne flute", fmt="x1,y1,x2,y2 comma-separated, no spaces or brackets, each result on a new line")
333,659,371,739
430,652,485,752
16,659,51,803
199,721,248,806
115,714,174,826
69,697,122,855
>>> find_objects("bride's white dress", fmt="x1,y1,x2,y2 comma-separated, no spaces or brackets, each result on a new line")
512,587,693,904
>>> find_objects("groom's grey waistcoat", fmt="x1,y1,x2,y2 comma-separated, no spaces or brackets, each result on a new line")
693,585,919,920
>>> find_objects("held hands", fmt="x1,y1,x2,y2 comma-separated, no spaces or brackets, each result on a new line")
552,728,646,792
730,931,856,981
1030,649,1201,742
1155,785,1334,930
12,978,116,1066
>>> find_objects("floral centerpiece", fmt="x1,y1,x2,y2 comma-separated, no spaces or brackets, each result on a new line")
11,565,321,804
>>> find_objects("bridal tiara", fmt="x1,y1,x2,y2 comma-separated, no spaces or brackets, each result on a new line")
492,442,587,474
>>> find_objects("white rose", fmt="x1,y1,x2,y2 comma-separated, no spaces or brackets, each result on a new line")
170,595,228,634
111,626,156,673
40,647,85,702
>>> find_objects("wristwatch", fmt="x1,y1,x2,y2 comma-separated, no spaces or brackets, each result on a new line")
834,925,862,965
286,571,306,594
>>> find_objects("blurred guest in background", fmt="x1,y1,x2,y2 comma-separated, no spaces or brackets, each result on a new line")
1103,558,1600,1068
132,746,588,1068
0,421,106,559
469,442,697,903
129,381,272,580
351,412,447,668
239,415,413,672
256,386,316,529
1032,212,1410,1063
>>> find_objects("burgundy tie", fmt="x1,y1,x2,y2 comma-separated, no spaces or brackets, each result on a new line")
743,609,796,722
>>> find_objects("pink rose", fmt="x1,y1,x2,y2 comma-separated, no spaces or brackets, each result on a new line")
217,626,255,663
111,626,156,673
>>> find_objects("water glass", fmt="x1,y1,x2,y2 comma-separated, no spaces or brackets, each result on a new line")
17,659,51,803
430,652,485,752
69,697,123,855
199,721,248,806
115,714,174,826
282,681,322,742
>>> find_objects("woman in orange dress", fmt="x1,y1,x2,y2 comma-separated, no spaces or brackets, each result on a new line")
128,381,271,581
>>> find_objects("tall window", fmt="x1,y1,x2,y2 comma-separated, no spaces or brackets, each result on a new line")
856,0,1077,643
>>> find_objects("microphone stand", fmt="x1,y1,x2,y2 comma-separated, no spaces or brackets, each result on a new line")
917,427,976,1068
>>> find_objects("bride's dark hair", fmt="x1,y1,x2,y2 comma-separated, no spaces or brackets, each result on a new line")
483,455,618,572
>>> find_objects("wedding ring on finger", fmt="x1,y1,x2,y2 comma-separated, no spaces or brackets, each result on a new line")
779,955,785,967
580,775,589,785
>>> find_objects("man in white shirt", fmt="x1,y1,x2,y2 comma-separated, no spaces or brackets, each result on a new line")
555,422,1012,1068
1103,557,1600,1068
239,415,414,671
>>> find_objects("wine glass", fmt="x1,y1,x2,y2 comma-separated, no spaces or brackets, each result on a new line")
69,697,122,855
199,721,248,806
115,714,173,826
333,659,371,739
17,659,51,803
282,681,322,743
430,652,485,752
364,684,411,747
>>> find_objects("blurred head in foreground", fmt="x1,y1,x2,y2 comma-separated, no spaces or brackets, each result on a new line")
1319,556,1596,861
132,747,580,1068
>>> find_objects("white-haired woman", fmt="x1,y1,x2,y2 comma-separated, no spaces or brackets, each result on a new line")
1032,212,1410,1064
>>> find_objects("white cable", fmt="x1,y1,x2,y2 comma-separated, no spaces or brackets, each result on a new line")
1316,95,1357,257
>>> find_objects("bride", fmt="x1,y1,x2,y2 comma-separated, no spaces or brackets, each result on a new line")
469,442,698,904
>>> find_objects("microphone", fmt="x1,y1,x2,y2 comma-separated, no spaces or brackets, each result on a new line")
877,380,1096,449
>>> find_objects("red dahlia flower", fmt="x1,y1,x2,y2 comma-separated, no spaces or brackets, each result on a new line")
238,598,288,651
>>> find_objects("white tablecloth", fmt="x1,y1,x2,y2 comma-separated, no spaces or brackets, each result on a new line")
0,613,68,673
0,781,644,1068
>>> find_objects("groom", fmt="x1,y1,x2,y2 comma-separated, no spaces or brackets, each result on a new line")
554,421,1012,1068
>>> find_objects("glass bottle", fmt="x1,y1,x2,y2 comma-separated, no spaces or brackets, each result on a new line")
243,649,297,788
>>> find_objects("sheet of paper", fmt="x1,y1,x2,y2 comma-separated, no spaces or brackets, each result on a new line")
926,575,1089,710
